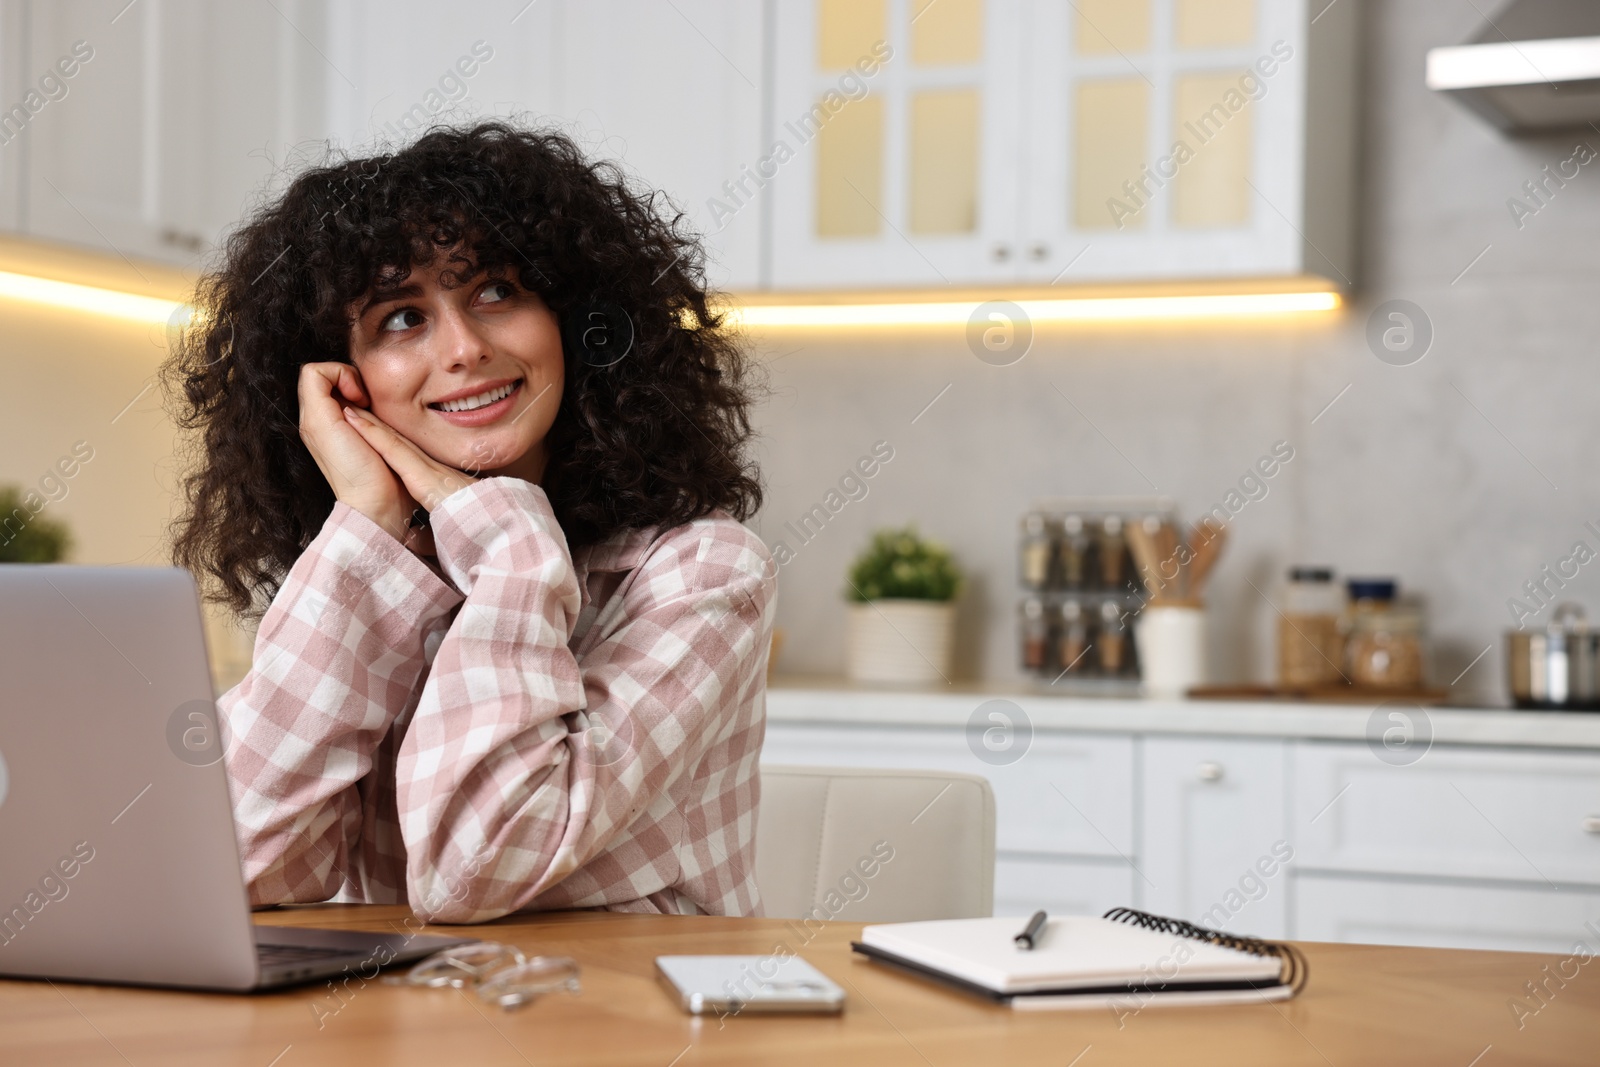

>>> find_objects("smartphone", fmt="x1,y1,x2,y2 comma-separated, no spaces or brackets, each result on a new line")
654,954,846,1015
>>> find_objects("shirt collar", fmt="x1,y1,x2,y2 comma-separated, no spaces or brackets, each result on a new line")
576,524,658,575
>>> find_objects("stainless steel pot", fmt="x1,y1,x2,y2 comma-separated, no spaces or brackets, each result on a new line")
1508,602,1600,710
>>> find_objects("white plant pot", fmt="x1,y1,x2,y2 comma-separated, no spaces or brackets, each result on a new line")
847,599,955,686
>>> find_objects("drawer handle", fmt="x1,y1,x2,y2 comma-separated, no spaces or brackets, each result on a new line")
1196,762,1224,782
1584,816,1600,835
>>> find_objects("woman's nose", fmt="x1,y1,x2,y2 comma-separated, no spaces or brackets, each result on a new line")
436,308,491,370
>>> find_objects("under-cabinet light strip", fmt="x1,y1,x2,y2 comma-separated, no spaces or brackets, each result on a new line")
0,270,186,324
0,268,1340,330
727,290,1341,328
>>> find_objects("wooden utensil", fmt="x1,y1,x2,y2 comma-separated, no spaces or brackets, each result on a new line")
1154,516,1183,601
1185,519,1228,597
1158,524,1184,601
1155,519,1179,590
1126,515,1166,600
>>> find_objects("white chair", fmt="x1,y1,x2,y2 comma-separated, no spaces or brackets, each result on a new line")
755,765,995,924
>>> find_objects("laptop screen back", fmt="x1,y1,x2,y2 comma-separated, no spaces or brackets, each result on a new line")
0,566,258,989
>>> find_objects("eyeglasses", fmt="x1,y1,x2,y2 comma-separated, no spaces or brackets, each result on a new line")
385,941,581,1011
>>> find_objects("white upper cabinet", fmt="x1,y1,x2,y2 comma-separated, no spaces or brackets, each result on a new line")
320,2,560,155
553,1,765,292
769,0,1026,288
11,0,765,286
0,3,31,233
768,0,1358,290
323,0,766,291
1022,0,1357,285
2,0,1354,291
17,0,329,269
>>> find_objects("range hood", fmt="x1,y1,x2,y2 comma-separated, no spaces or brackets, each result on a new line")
1427,0,1600,135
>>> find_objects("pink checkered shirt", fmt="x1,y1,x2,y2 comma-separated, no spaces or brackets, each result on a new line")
218,477,775,923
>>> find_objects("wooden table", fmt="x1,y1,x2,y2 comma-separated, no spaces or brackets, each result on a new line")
2,906,1595,1066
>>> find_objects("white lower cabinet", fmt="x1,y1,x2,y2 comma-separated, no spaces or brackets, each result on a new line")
994,856,1135,920
1294,874,1600,954
760,715,1600,951
1139,737,1290,939
1292,742,1600,886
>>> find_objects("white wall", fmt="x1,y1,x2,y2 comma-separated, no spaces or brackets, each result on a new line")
0,299,254,689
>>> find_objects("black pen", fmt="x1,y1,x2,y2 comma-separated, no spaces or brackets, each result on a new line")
1014,910,1048,950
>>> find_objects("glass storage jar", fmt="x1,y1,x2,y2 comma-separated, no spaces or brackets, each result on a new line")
1277,566,1345,687
1344,578,1424,689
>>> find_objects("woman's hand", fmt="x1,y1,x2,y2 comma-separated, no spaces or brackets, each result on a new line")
342,405,478,519
297,363,428,552
298,362,409,536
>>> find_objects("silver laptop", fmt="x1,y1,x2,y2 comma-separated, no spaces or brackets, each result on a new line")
0,565,471,991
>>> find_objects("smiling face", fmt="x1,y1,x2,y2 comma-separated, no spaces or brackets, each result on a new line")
346,257,564,483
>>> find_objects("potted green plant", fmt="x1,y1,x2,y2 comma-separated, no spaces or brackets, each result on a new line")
0,486,71,563
844,525,961,685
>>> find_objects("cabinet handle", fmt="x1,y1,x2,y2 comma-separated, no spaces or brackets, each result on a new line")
1028,242,1049,261
1583,816,1600,835
160,227,207,253
990,243,1011,262
1196,762,1224,782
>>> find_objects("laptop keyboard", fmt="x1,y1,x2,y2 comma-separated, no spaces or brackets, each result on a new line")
257,943,360,968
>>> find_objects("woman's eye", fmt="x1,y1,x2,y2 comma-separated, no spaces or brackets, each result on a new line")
379,308,424,332
480,281,515,304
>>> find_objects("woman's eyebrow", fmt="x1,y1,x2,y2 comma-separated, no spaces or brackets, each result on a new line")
358,283,424,316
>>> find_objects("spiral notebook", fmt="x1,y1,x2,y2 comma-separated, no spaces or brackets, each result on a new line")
851,908,1309,1012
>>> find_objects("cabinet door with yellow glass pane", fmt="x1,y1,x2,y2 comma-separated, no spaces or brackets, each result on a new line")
1021,0,1356,285
767,0,1356,290
768,0,1027,288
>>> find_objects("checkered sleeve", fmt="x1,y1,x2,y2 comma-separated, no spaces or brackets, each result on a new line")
399,476,774,923
217,503,463,906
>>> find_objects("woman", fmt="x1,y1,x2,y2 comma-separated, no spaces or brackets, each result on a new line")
166,122,774,923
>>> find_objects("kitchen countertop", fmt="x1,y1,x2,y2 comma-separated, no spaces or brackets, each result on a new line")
766,676,1600,750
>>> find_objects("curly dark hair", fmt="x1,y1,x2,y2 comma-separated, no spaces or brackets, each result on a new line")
164,120,763,618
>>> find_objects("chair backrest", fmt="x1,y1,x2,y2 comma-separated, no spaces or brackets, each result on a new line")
755,765,995,924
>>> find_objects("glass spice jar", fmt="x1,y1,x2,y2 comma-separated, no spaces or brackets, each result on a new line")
1059,514,1089,590
1097,599,1128,675
1098,515,1127,590
1020,597,1049,671
1344,579,1425,690
1277,566,1345,688
1019,513,1052,590
1058,599,1089,673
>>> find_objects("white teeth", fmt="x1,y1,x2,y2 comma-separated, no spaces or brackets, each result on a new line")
438,382,515,413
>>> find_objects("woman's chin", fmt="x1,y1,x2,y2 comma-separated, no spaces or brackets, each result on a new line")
451,439,543,481
378,417,542,482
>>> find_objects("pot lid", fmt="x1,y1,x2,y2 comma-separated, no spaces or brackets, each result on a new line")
1549,602,1591,632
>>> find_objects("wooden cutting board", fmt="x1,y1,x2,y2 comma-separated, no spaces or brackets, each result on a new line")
1186,683,1451,705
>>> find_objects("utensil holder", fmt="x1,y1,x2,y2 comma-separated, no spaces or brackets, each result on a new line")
1135,604,1205,698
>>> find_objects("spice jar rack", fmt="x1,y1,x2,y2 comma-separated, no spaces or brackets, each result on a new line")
1018,497,1176,690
